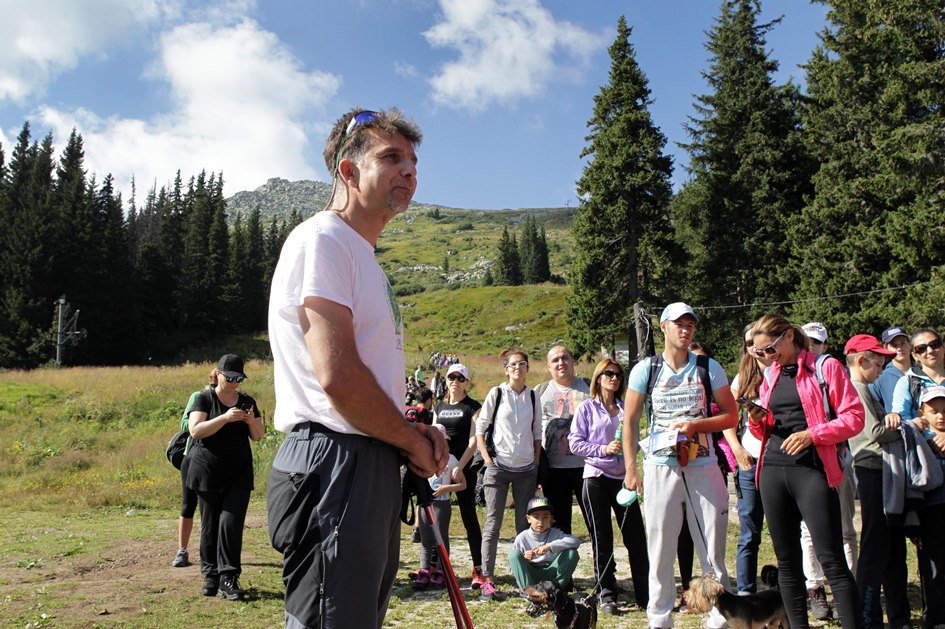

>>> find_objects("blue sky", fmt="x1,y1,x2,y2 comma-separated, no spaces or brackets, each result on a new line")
0,0,827,210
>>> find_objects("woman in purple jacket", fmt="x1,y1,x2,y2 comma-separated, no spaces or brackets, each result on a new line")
569,358,649,614
747,314,864,628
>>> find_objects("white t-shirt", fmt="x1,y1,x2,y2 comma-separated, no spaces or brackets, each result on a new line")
268,211,406,434
429,454,460,501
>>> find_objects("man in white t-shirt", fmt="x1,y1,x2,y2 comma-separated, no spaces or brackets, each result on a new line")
266,108,447,629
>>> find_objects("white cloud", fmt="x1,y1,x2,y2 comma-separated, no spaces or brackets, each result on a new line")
0,0,168,102
423,0,604,112
37,18,341,201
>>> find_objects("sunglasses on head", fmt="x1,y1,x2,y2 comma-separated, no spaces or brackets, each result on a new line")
224,375,246,383
601,369,623,379
333,110,379,172
447,373,466,382
914,339,943,354
752,331,787,358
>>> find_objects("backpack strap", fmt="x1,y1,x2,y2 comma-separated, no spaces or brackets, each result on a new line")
814,354,835,420
644,355,664,425
909,366,926,416
695,353,713,418
533,381,549,398
484,387,503,457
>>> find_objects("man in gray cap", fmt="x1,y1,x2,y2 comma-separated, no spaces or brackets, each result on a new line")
869,326,913,413
621,302,738,628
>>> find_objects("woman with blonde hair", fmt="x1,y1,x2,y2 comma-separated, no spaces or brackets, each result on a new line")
569,358,649,614
746,315,863,627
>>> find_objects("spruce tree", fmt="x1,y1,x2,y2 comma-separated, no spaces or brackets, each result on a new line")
790,0,945,337
494,226,523,285
567,16,675,359
519,215,539,283
672,0,813,364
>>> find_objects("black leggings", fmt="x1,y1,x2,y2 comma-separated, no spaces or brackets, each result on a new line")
180,456,198,518
582,476,649,607
760,464,861,628
455,464,483,567
196,482,251,578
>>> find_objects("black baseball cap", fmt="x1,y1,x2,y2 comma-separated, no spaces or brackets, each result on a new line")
217,354,247,379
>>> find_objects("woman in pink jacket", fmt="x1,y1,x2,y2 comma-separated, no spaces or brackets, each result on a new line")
746,314,864,628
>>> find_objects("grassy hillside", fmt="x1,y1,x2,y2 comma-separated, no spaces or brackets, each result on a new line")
378,205,576,294
402,284,570,361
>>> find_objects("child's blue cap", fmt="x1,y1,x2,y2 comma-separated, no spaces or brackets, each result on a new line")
526,497,552,515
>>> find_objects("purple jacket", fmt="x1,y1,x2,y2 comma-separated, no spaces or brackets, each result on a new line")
749,348,865,488
568,397,625,479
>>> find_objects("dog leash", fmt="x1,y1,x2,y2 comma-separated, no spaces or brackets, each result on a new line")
679,469,712,574
583,481,634,602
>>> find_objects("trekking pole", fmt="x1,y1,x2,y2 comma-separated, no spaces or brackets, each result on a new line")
407,471,474,629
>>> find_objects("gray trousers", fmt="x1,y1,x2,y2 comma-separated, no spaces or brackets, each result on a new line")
480,464,537,577
267,423,400,629
419,500,451,570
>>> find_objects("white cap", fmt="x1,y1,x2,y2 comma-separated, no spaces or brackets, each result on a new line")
802,322,828,343
660,302,699,323
446,363,469,379
920,386,945,406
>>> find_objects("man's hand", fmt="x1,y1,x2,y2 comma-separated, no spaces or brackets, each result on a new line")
780,430,813,456
667,421,696,440
624,467,642,493
402,424,448,478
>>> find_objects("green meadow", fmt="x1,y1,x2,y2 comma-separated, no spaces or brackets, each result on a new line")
0,311,927,627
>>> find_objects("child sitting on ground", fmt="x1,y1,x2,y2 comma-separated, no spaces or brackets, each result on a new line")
509,497,582,614
412,424,466,589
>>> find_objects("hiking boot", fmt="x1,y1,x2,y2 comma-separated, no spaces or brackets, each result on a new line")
412,568,430,589
471,567,485,589
479,580,497,602
217,574,244,601
171,548,190,568
808,586,831,620
202,575,219,597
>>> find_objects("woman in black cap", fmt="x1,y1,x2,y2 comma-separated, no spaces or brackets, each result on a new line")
186,354,264,600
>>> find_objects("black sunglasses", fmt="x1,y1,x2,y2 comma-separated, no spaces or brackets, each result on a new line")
914,339,943,354
447,374,466,382
601,369,623,379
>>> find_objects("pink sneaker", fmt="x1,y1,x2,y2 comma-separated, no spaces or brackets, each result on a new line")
412,568,430,589
479,580,497,601
429,568,445,587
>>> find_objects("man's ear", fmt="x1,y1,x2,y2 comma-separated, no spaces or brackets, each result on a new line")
337,159,358,187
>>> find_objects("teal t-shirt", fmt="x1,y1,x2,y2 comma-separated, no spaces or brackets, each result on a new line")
628,353,729,467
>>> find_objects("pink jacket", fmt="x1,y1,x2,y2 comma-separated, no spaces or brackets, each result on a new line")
749,349,864,488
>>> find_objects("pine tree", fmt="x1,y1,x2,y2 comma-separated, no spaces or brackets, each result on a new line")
672,0,814,364
567,16,675,358
535,225,551,283
494,226,523,285
0,125,58,366
789,0,945,337
519,216,537,283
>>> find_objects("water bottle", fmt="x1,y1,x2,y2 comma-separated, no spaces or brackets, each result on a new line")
613,421,623,458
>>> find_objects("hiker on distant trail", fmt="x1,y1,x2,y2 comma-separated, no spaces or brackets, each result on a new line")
266,107,446,629
185,354,263,601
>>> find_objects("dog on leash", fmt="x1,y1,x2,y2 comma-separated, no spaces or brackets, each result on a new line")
686,573,788,629
523,581,597,629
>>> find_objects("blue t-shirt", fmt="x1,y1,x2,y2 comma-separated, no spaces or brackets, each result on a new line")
628,353,729,468
920,428,945,507
869,361,908,414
